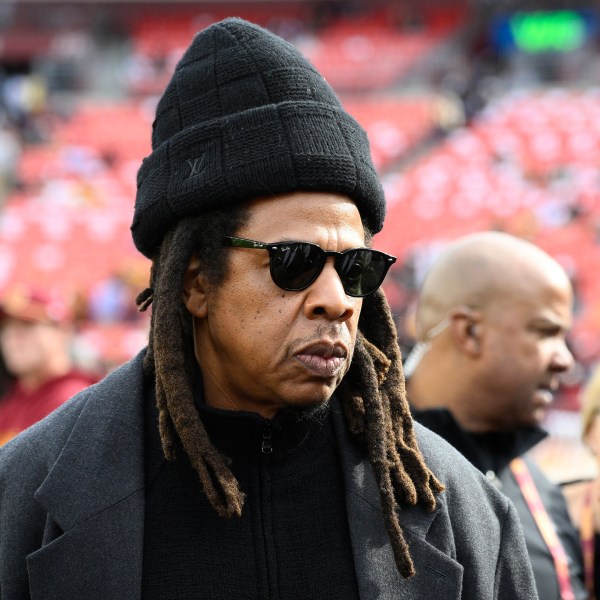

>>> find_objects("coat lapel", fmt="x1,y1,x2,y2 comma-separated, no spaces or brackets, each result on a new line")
27,353,147,600
332,403,463,600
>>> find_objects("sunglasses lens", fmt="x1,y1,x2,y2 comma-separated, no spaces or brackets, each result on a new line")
337,250,389,297
270,243,323,290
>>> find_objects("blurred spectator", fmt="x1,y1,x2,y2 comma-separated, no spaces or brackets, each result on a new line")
2,73,48,143
0,285,97,445
88,264,148,323
0,117,21,204
88,272,135,322
563,364,600,599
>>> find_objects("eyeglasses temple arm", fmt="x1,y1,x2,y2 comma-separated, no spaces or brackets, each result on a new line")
222,237,269,249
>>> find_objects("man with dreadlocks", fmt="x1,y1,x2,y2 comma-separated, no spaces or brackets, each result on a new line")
0,18,537,600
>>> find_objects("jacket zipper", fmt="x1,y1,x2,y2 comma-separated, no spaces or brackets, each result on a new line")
259,422,274,598
261,423,273,454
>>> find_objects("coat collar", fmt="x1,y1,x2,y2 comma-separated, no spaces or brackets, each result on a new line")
28,352,147,600
27,358,462,600
331,401,463,600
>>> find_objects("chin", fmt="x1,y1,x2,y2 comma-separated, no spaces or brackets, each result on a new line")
279,398,331,420
530,414,547,428
286,379,340,405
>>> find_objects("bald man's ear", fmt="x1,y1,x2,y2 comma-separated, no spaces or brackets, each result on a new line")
183,255,208,319
448,306,482,357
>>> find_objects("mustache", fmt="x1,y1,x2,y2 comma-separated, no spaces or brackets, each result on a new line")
298,323,351,344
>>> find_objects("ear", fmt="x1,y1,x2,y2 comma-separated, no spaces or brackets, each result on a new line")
182,254,209,319
447,306,482,357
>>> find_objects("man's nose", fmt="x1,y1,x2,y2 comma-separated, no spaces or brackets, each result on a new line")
551,339,574,373
303,260,357,322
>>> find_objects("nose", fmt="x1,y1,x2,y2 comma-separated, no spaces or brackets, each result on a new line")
303,260,357,322
550,339,574,373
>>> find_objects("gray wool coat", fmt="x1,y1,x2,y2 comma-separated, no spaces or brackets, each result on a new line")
0,352,538,600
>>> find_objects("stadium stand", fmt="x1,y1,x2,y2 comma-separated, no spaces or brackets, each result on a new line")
3,1,600,436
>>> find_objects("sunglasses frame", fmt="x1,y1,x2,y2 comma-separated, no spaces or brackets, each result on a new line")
223,236,396,297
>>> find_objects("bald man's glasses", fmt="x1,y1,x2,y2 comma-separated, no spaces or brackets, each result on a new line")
223,236,396,297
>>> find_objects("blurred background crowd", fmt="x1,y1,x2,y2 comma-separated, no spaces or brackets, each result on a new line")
1,0,600,479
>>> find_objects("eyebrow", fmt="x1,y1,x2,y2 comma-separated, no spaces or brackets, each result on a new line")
528,317,570,331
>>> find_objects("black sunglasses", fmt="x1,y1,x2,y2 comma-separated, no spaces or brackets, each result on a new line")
223,236,396,297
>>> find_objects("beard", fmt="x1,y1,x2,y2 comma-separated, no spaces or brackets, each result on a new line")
278,396,331,425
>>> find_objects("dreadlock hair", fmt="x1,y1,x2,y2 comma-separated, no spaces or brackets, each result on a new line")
137,206,444,578
338,291,445,577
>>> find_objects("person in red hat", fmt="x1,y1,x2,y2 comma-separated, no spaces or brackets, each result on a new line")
0,285,96,445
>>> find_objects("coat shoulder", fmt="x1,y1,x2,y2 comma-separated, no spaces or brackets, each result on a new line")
414,420,509,508
412,422,539,599
0,352,146,480
0,352,147,599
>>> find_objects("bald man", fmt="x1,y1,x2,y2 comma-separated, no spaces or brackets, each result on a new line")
407,231,586,600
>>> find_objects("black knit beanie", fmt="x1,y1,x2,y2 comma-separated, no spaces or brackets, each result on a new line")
131,17,385,258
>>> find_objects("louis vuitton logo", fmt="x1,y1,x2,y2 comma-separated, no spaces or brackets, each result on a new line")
186,154,207,178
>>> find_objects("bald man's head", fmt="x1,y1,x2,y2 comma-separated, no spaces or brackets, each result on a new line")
416,231,572,339
408,231,574,432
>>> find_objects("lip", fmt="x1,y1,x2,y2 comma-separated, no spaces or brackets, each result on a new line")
534,387,555,406
293,340,348,378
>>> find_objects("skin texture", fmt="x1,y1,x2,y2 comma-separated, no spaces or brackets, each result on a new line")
407,231,574,433
183,191,365,419
0,318,73,392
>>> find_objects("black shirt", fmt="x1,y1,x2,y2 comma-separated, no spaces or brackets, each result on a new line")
142,385,360,600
